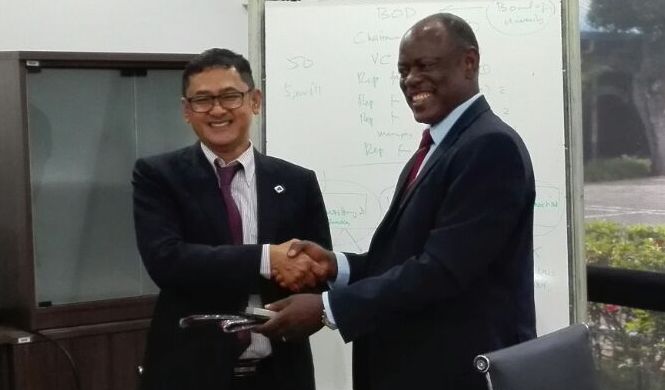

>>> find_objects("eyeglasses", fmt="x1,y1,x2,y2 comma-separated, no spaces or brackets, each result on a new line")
185,89,252,113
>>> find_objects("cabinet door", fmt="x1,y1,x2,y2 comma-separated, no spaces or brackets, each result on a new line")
2,328,147,390
27,68,143,306
0,346,10,390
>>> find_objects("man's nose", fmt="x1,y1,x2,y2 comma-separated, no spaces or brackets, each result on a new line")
209,98,228,115
403,70,421,87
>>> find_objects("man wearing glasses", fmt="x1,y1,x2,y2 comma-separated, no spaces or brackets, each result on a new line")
132,48,331,390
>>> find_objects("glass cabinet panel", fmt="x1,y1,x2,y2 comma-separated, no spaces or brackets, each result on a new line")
135,70,195,157
26,67,194,305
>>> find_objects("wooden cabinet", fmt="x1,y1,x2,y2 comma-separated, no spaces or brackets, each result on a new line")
0,320,149,390
0,51,197,390
0,52,194,330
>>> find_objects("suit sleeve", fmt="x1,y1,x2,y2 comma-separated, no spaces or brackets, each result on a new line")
344,252,370,284
329,132,535,341
132,157,263,294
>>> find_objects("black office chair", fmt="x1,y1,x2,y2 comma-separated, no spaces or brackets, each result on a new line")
474,324,599,390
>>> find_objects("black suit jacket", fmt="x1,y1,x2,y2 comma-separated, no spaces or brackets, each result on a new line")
328,97,536,390
133,144,331,390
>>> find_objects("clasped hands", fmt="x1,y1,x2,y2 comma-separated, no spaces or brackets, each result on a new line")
257,240,337,341
270,239,337,292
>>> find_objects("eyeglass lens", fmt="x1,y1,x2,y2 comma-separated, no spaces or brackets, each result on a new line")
189,92,246,112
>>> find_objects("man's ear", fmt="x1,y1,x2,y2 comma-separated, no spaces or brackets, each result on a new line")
464,47,480,79
251,89,263,114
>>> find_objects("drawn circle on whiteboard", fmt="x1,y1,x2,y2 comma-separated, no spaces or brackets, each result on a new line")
486,0,556,35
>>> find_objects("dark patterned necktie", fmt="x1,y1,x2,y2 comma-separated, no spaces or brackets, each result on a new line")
406,128,434,188
215,161,243,245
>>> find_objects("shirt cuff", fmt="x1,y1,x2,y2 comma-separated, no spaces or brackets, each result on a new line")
328,252,350,289
322,291,338,327
260,244,271,279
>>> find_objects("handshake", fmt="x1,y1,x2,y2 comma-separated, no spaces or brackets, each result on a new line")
269,240,337,292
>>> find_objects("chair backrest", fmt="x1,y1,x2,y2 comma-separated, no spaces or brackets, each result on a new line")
473,324,599,390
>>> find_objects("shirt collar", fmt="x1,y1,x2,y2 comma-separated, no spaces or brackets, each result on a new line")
200,141,256,184
429,92,483,146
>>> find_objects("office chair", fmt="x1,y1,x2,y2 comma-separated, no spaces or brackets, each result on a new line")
474,324,599,390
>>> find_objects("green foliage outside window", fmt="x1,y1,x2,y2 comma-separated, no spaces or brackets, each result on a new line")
586,221,665,390
584,157,651,183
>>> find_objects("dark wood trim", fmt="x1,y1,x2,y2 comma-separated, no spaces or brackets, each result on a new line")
18,61,37,326
1,295,156,331
0,58,18,309
0,326,33,345
0,51,194,69
0,57,34,314
39,318,151,340
31,296,156,330
1,318,150,344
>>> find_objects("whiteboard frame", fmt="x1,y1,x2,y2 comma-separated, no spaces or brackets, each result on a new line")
560,0,586,324
248,0,586,325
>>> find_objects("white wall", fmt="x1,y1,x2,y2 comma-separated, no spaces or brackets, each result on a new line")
0,0,248,54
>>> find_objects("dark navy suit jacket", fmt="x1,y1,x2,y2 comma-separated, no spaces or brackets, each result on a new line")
329,97,536,390
133,144,331,390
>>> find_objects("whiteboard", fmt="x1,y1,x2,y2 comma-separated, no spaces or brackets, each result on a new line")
264,1,569,388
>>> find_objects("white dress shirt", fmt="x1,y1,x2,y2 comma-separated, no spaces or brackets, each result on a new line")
201,141,272,359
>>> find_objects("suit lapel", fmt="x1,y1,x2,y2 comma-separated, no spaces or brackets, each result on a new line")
254,150,280,244
180,146,283,245
181,143,231,241
394,153,418,201
393,97,491,219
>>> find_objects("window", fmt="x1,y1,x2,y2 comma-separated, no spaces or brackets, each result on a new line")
581,1,665,388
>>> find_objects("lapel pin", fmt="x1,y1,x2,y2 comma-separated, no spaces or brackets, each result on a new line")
274,185,285,194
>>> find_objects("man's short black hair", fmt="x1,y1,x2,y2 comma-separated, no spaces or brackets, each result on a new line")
425,13,479,53
182,48,255,96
